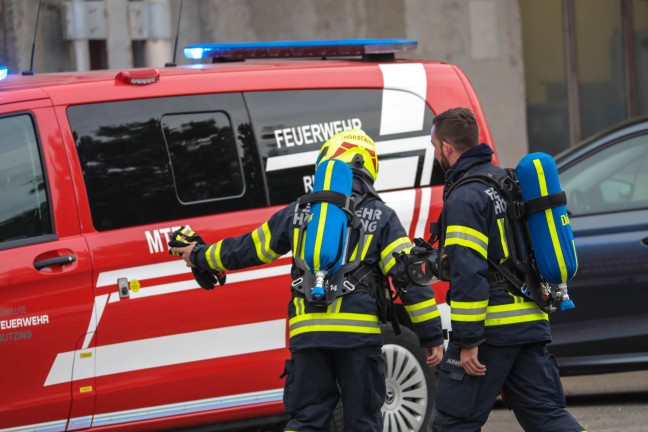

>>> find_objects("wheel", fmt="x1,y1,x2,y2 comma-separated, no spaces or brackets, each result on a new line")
381,325,436,432
330,324,437,432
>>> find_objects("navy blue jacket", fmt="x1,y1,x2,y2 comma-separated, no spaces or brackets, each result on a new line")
440,144,551,347
193,176,444,352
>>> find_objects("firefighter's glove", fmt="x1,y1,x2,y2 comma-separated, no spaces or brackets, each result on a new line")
168,227,226,290
391,243,439,288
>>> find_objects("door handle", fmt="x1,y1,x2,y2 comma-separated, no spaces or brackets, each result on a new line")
643,237,648,246
34,254,76,270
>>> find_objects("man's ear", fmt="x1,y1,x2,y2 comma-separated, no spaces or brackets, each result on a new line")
441,140,453,155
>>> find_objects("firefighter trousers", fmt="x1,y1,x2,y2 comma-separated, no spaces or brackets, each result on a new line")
432,342,585,432
282,345,385,432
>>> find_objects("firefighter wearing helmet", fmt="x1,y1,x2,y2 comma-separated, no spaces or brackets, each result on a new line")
169,129,444,431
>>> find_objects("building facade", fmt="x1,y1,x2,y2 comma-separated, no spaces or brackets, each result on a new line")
1,0,645,167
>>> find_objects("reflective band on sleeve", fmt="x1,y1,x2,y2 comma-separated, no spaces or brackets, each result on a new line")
380,237,413,274
206,241,227,271
533,159,568,282
497,218,509,263
484,301,548,326
289,312,380,337
404,298,440,323
252,222,281,264
450,299,489,322
444,225,488,259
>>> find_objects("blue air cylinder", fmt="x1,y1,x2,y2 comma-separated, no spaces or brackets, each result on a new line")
516,153,578,309
304,159,353,300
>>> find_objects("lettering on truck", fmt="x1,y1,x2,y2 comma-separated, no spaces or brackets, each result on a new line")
146,225,186,254
274,118,362,148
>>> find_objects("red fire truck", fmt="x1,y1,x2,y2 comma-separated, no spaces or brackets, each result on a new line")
0,40,496,432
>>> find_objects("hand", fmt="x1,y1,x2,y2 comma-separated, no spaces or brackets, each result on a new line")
460,346,486,376
426,344,444,367
169,242,197,267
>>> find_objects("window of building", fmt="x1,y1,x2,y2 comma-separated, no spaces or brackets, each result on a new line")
0,115,52,246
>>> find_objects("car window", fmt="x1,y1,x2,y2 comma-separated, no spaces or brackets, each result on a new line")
162,112,244,204
68,94,265,231
560,134,648,216
244,89,436,206
0,115,52,245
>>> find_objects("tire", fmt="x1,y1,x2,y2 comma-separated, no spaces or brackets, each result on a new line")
330,324,437,432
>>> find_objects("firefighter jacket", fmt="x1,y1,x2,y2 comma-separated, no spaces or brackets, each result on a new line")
192,176,444,352
440,144,551,347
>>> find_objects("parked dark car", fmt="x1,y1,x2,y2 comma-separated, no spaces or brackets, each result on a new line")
548,117,648,375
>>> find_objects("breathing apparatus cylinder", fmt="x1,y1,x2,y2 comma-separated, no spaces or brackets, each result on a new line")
304,159,353,301
516,152,578,310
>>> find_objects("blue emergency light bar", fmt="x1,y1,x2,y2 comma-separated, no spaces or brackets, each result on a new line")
0,66,7,81
184,39,417,61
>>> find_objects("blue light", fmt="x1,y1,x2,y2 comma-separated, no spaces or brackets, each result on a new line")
183,39,417,61
0,66,7,80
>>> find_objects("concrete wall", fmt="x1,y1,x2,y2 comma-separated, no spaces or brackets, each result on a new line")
0,0,528,166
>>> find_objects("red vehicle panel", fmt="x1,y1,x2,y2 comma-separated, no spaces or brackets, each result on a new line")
0,53,495,431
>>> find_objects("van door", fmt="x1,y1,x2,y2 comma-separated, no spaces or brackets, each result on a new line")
63,93,284,429
0,105,94,431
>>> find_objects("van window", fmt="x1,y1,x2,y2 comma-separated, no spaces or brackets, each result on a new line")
162,112,244,204
0,115,52,245
244,89,436,205
68,94,265,231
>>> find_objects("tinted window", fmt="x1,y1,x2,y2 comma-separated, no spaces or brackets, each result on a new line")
0,115,52,244
245,90,436,205
68,94,265,231
561,134,648,215
163,112,244,203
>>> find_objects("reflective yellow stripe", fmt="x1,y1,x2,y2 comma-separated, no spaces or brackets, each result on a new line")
252,222,280,264
313,161,336,270
349,234,373,262
572,239,579,274
533,159,568,282
450,299,489,322
289,312,380,337
444,225,488,259
349,243,359,262
404,298,440,323
293,297,306,315
292,228,299,257
206,241,227,271
361,234,373,260
497,218,509,263
326,297,342,313
484,301,548,326
180,227,195,237
380,237,412,274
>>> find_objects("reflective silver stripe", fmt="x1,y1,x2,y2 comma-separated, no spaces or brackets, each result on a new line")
451,306,488,316
290,318,380,331
408,303,438,318
380,241,411,271
444,231,488,252
252,223,280,263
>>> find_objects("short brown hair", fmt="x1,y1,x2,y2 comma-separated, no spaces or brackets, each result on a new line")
432,107,479,153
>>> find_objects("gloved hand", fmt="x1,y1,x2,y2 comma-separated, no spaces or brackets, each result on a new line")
168,227,226,290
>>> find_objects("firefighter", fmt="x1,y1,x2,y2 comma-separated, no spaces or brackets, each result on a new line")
169,129,444,432
429,108,585,432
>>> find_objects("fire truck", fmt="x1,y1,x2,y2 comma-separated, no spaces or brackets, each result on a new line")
0,40,496,432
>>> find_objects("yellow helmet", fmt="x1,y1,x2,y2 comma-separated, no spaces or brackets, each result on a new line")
315,129,378,182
